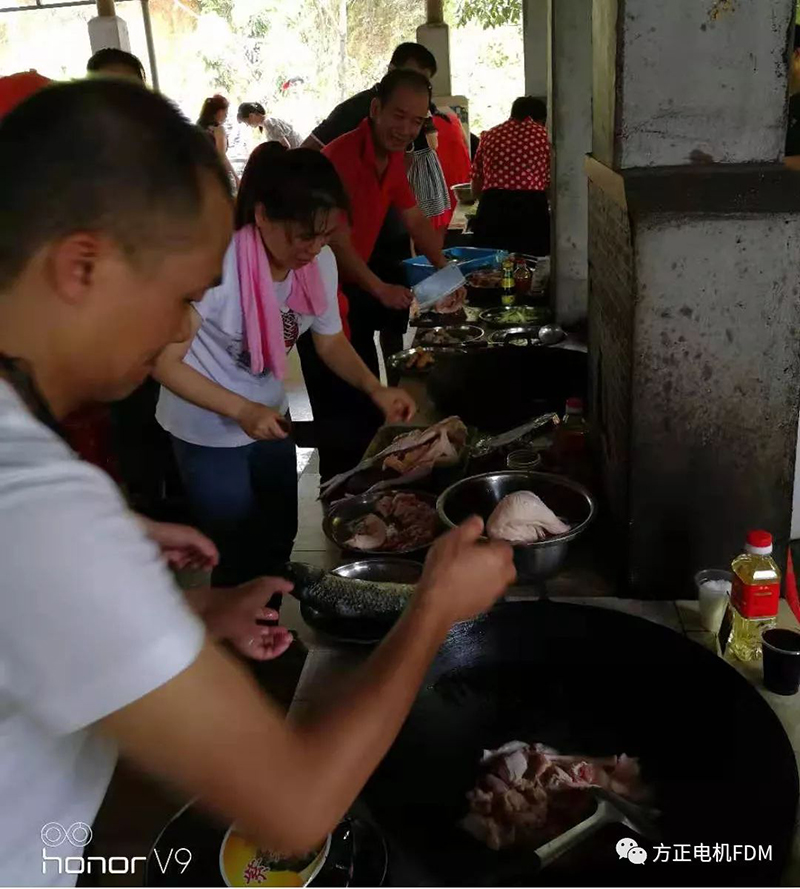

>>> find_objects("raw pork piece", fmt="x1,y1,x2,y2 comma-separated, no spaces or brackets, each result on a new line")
345,513,387,550
486,491,570,544
460,741,649,851
344,492,439,552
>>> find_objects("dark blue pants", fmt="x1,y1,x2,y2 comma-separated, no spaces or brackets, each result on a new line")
171,435,298,587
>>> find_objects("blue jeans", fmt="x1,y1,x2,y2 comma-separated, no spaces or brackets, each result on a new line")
171,435,298,587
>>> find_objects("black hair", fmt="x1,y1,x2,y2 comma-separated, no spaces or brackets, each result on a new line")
375,68,432,106
86,47,145,82
198,94,229,128
0,79,231,290
238,101,266,121
511,96,547,123
390,41,437,76
235,142,349,234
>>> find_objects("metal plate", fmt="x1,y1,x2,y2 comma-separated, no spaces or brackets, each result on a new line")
411,309,468,328
387,346,463,376
488,325,542,346
416,325,485,347
324,492,440,556
480,305,554,328
331,558,426,583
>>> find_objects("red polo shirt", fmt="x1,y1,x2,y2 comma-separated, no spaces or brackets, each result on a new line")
323,117,416,268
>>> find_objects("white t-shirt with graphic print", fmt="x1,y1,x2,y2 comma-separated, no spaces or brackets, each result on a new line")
156,243,341,449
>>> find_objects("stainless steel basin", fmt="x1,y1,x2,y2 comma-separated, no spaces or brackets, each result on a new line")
436,471,596,581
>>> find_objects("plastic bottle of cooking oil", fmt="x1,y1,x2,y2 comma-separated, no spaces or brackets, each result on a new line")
727,530,780,662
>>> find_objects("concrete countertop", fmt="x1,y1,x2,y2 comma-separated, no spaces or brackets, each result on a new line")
287,596,800,885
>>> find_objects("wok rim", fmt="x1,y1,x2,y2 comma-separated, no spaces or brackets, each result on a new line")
436,470,596,549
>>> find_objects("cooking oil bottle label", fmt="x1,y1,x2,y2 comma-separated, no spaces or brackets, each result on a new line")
731,576,780,619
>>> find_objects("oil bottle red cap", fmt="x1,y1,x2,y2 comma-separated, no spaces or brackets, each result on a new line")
746,530,773,549
566,397,584,413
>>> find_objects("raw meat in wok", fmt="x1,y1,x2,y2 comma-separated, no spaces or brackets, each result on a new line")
486,491,570,543
462,742,649,851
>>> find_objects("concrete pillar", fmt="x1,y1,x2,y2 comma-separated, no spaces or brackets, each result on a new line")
587,0,800,597
613,0,791,167
417,21,452,96
549,0,592,324
88,0,131,54
523,0,548,103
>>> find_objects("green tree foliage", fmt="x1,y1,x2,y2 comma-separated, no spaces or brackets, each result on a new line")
455,0,521,28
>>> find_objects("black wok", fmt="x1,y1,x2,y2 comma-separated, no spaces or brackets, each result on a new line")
364,601,797,886
426,347,587,432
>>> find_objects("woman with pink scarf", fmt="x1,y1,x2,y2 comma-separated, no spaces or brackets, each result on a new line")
155,143,415,594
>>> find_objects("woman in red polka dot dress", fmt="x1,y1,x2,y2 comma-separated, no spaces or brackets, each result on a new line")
471,97,551,256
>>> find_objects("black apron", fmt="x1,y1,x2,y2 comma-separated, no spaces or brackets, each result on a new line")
471,188,551,256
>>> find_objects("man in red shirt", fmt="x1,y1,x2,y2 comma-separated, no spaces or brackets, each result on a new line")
323,69,451,360
471,96,551,256
300,69,454,480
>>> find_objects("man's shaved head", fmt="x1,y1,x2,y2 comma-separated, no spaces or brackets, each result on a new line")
0,79,231,290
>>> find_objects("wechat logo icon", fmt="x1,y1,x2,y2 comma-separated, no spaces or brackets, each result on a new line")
617,837,648,865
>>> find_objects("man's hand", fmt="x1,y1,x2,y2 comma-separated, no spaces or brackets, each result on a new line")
237,402,290,440
414,516,516,625
373,282,414,311
202,577,295,661
139,518,219,571
370,386,417,423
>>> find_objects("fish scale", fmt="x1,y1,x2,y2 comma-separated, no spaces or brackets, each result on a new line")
285,562,414,619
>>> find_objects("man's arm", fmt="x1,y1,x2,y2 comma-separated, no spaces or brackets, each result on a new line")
100,520,515,855
401,205,448,268
301,133,324,151
329,226,413,310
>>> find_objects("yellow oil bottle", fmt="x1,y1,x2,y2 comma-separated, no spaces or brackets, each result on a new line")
727,530,780,662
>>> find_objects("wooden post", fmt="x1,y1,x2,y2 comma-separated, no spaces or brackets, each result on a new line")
426,0,443,25
96,0,115,16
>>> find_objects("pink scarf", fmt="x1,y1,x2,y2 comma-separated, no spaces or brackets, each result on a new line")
235,224,328,379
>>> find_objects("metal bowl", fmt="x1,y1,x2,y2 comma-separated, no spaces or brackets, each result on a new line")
331,559,424,584
537,323,567,346
324,490,440,556
436,471,596,581
451,182,475,205
417,325,484,346
302,559,424,645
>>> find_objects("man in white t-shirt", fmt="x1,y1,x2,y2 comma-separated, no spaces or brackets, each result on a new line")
0,79,516,886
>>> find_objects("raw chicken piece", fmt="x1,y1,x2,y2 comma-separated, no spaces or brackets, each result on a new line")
345,513,387,550
436,288,466,314
320,417,467,500
383,427,461,475
486,491,570,544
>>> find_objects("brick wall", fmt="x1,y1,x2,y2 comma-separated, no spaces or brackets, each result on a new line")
587,180,635,531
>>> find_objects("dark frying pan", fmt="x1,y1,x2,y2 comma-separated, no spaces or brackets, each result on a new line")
364,601,797,886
